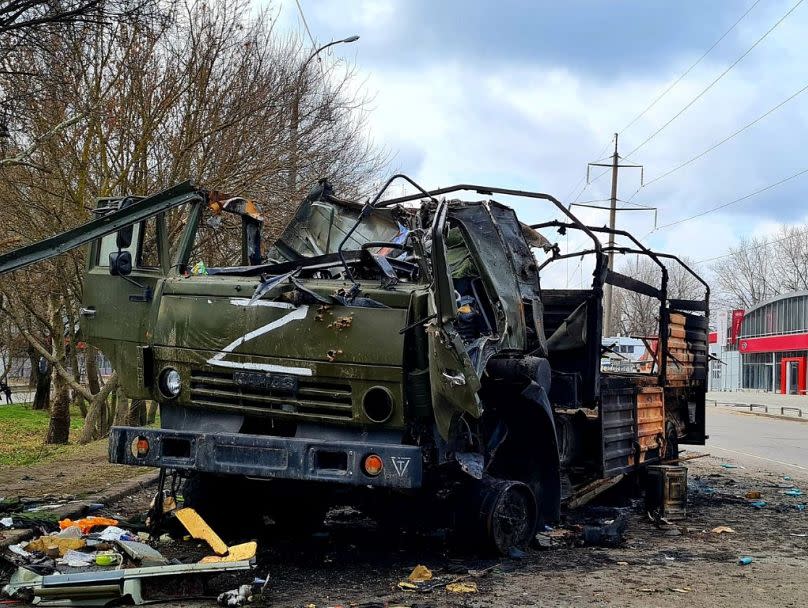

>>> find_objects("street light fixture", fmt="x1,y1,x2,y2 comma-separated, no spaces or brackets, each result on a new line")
288,35,360,194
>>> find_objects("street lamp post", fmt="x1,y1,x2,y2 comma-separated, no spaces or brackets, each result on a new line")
288,35,359,196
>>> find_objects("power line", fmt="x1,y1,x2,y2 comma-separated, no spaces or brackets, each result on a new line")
619,0,762,134
653,165,808,232
294,0,318,49
625,0,805,159
626,79,808,203
649,81,808,189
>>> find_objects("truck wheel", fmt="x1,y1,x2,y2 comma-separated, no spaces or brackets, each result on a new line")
468,478,537,555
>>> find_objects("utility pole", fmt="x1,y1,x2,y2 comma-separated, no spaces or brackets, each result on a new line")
582,134,645,337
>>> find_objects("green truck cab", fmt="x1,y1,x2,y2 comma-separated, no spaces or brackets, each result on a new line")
0,177,708,553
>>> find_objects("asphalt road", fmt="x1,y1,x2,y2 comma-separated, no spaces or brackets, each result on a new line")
698,406,808,474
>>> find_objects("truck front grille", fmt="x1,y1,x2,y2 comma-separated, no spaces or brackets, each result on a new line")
189,370,354,422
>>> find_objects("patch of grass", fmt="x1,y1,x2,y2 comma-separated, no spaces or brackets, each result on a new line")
0,403,90,466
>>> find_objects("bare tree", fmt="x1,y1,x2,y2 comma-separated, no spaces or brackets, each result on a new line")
710,226,808,309
611,255,704,337
0,0,387,443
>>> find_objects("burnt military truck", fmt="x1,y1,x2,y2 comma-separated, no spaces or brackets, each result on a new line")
0,176,708,553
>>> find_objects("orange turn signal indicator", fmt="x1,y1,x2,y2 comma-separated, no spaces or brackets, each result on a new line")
136,437,150,457
363,454,384,476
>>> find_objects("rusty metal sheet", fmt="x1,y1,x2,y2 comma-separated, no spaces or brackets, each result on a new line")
636,387,664,464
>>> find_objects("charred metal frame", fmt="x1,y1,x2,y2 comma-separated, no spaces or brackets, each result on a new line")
532,220,709,386
0,181,204,276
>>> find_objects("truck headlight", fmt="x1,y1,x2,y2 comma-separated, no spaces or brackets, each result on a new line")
159,368,181,398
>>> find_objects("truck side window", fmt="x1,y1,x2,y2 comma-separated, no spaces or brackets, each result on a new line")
96,224,140,267
190,207,245,268
138,217,160,268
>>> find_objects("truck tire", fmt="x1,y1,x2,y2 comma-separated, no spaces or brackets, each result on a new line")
462,477,537,555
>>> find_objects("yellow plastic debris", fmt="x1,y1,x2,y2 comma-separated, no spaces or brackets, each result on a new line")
174,508,228,556
25,536,86,556
199,541,258,563
446,581,477,593
711,526,736,534
407,564,433,583
397,581,418,591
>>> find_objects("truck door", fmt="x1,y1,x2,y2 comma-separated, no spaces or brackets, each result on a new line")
427,202,483,439
81,211,169,398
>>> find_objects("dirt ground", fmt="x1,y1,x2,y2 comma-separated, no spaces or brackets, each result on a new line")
0,440,153,500
61,452,808,608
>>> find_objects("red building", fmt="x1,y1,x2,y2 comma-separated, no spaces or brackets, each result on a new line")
736,292,808,394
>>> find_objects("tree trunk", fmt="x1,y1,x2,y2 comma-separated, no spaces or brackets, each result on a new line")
31,361,51,410
146,400,158,425
113,388,129,426
78,372,119,444
45,296,70,444
127,399,146,426
86,346,100,395
66,306,85,416
27,345,37,388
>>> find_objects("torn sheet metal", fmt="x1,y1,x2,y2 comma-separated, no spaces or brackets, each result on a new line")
4,560,253,607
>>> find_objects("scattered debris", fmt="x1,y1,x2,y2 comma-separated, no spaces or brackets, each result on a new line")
95,551,122,567
744,491,762,500
174,507,228,556
59,516,118,534
25,535,86,556
218,584,253,607
98,526,137,542
565,474,625,509
783,488,803,497
200,541,258,564
407,565,433,583
116,540,168,566
446,581,478,593
711,526,736,534
582,514,627,547
748,500,767,509
720,464,739,469
57,549,96,568
738,556,754,565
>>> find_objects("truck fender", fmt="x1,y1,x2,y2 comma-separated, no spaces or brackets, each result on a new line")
519,380,562,523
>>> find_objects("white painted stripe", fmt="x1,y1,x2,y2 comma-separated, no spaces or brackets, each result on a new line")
229,298,295,309
207,359,313,377
207,304,312,376
706,444,808,471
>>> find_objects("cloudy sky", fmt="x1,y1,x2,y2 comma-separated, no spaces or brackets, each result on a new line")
277,0,808,290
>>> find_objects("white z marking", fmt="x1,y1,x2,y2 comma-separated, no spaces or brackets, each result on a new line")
207,302,311,376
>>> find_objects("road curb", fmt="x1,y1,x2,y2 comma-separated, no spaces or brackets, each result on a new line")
713,403,808,424
0,471,159,552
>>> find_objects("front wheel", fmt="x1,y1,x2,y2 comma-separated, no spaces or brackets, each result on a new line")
464,477,538,555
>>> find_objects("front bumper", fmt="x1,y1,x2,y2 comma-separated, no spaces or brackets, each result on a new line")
109,426,422,489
